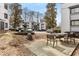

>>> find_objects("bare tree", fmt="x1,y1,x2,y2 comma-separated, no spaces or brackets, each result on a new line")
28,11,35,29
22,8,29,22
22,8,29,31
9,3,22,29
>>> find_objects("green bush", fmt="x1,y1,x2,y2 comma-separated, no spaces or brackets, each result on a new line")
9,28,16,31
54,29,61,33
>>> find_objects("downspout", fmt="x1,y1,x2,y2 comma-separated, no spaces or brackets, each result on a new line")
69,7,71,33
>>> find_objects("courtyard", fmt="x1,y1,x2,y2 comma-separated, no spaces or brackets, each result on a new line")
0,31,78,56
0,3,79,56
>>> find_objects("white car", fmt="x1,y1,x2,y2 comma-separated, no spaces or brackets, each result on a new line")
47,29,53,33
26,28,34,34
16,27,24,32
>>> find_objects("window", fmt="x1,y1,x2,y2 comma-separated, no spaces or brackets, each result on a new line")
71,20,79,26
41,24,44,29
4,4,8,9
70,7,79,14
1,22,4,29
4,13,8,19
71,9,75,14
5,23,8,28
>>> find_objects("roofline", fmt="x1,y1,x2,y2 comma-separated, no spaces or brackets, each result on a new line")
69,4,79,9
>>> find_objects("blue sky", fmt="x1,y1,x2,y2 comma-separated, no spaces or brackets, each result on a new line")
21,3,61,26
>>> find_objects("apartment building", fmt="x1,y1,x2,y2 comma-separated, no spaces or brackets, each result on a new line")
0,3,9,30
39,19,46,31
23,19,46,31
61,3,79,33
22,11,46,31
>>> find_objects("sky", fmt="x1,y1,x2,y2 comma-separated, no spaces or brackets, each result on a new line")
21,3,61,26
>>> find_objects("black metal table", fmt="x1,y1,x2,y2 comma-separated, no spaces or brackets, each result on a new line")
47,33,67,47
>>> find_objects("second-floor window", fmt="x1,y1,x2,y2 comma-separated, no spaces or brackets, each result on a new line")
70,7,79,14
4,4,8,9
4,13,8,19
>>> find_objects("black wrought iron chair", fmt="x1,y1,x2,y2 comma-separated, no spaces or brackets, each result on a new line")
47,33,57,47
64,34,69,43
64,32,76,44
69,32,76,44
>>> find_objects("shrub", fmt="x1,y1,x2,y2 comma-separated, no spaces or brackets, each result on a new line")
54,29,61,33
9,28,16,31
27,33,33,41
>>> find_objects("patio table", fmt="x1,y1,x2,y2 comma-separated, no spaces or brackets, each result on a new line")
51,33,67,36
63,32,76,44
47,33,67,47
51,33,67,40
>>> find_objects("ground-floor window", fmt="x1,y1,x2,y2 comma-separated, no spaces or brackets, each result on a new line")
5,23,8,28
0,22,4,30
41,24,44,29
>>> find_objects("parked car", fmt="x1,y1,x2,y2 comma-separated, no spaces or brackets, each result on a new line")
46,29,53,33
16,27,24,32
26,28,35,35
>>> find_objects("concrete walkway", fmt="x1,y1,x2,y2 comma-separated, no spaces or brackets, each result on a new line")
24,39,78,56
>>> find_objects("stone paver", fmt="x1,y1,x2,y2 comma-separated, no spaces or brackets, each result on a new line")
24,40,65,56
42,46,65,56
24,40,50,56
24,39,78,56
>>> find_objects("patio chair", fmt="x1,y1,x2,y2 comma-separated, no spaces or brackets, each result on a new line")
69,33,76,44
64,32,76,44
47,33,57,47
56,35,63,41
64,34,69,43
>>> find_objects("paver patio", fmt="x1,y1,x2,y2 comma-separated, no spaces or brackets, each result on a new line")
24,38,78,56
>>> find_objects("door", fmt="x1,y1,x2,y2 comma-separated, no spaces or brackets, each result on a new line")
1,22,4,30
